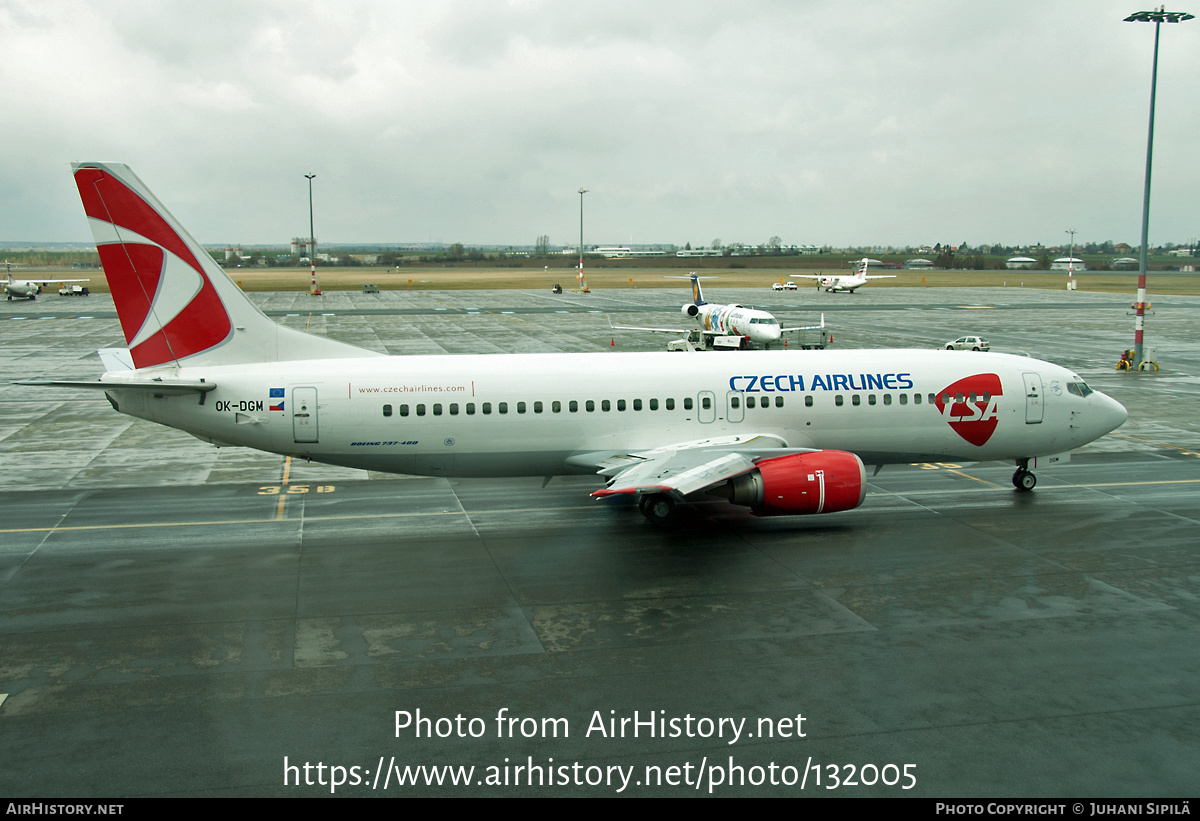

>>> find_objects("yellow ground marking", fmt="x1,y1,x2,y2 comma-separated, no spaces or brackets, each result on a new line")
1110,432,1199,454
275,456,292,520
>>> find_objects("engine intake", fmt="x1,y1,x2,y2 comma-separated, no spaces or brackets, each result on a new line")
713,451,866,516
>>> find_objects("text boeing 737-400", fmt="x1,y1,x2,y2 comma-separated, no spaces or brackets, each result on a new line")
23,163,1127,524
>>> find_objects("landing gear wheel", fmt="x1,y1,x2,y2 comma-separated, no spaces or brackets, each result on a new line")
639,493,677,524
1012,469,1037,492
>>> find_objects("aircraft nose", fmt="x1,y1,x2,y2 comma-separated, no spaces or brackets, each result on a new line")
1094,392,1128,437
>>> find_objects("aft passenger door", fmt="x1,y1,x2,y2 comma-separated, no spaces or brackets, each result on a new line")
1022,373,1043,424
293,387,319,442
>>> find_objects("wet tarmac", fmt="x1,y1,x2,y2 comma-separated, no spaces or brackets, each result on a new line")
2,286,1198,796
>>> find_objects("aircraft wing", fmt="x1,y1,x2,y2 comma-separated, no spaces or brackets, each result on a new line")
610,322,691,335
865,275,896,280
790,275,825,281
780,313,824,333
581,433,809,499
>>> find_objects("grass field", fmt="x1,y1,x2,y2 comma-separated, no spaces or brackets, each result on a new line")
18,265,1200,296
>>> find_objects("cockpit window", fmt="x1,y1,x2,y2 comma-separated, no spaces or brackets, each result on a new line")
1067,381,1094,397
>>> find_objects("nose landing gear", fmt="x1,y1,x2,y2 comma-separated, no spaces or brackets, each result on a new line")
1012,459,1037,492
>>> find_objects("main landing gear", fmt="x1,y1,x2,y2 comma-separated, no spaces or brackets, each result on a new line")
1012,459,1037,492
638,493,678,525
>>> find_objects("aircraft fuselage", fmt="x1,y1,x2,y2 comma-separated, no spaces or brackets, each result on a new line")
105,349,1125,479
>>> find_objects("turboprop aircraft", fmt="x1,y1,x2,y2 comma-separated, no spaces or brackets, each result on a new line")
798,258,896,293
613,274,824,349
4,261,89,301
27,163,1127,525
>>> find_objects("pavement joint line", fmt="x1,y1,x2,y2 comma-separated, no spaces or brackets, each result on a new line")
5,478,1200,535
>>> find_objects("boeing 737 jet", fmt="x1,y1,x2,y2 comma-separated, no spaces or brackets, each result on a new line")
613,274,824,349
27,163,1127,525
799,258,896,293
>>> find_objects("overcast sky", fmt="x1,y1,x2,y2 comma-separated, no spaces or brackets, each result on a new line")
1,0,1196,249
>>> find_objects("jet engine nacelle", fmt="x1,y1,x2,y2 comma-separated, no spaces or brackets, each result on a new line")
682,303,701,318
715,451,866,516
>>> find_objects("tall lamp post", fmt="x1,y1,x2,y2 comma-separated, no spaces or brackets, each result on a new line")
1065,228,1077,289
577,188,589,292
1125,8,1192,369
305,173,321,296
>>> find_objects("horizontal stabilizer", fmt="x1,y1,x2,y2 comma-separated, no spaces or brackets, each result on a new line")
17,378,217,395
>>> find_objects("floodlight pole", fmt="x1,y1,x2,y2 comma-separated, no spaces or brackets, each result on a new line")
305,173,320,296
1125,8,1193,368
1066,228,1076,288
578,188,588,291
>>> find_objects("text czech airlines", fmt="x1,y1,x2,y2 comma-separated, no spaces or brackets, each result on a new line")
729,373,915,393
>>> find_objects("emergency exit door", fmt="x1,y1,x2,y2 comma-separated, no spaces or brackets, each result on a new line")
293,387,319,442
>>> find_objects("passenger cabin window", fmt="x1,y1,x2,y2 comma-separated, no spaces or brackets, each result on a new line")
499,402,508,414
400,404,410,416
649,398,658,411
383,404,392,417
417,404,426,416
570,400,578,412
775,396,784,408
666,398,675,410
433,403,442,416
482,402,492,415
450,403,459,415
466,403,475,415
684,398,693,410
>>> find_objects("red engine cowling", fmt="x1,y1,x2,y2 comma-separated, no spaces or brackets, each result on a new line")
715,451,866,516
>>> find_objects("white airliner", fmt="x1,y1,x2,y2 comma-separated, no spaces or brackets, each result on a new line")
28,163,1127,525
613,274,824,349
4,261,89,301
799,258,896,293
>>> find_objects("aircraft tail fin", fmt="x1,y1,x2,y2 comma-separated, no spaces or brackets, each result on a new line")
690,273,705,306
71,162,378,370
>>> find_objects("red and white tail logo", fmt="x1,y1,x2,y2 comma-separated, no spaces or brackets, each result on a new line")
74,166,232,369
936,373,1003,447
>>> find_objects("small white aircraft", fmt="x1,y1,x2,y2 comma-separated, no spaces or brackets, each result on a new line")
799,258,896,293
613,274,824,349
4,261,89,301
26,163,1127,525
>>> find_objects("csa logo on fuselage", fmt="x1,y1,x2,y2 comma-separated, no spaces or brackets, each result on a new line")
936,374,1003,447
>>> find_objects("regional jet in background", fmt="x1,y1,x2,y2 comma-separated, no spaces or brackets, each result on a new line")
612,274,824,350
4,261,89,301
798,258,897,293
27,163,1127,525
